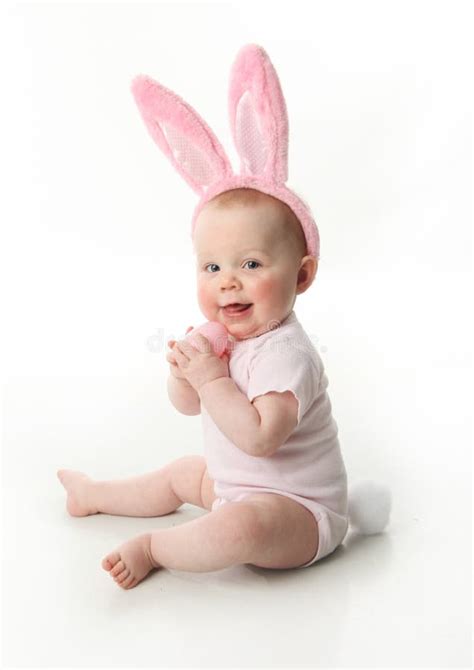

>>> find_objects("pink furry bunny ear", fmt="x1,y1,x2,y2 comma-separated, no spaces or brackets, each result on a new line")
228,44,289,183
131,75,233,195
132,45,321,259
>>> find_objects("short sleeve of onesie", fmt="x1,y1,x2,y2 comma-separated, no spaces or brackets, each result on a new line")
246,339,319,427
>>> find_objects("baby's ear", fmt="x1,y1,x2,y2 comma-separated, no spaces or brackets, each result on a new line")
131,75,233,196
228,44,289,183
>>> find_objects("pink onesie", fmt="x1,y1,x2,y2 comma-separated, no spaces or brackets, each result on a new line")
202,310,349,566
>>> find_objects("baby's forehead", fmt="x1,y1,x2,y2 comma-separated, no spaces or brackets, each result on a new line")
193,228,286,261
194,202,288,244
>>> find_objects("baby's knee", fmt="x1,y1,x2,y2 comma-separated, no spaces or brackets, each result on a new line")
172,454,207,472
167,454,207,487
215,501,267,552
166,454,208,509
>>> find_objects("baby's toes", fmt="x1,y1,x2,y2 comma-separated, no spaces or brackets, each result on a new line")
121,574,137,590
101,551,121,573
115,567,130,584
110,560,127,579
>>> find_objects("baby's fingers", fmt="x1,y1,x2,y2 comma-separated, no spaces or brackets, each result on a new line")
167,327,193,349
172,345,189,366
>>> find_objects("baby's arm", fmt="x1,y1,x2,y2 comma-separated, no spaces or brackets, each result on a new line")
167,374,201,415
198,378,298,457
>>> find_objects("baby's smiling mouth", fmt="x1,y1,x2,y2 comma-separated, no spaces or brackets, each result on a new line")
221,303,253,316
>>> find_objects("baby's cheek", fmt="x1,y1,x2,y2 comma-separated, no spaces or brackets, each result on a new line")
252,277,282,301
197,283,214,313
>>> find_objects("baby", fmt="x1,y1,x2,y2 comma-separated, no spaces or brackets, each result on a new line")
57,44,360,589
57,187,349,589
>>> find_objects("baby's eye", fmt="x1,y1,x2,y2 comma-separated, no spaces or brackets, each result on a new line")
204,261,261,273
243,260,261,270
205,263,220,273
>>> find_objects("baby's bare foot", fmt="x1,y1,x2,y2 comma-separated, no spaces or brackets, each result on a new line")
102,533,160,589
57,469,98,517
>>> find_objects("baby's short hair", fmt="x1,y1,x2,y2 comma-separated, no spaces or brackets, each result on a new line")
206,188,308,259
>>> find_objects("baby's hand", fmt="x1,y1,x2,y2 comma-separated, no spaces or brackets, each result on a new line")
167,327,193,381
171,333,230,393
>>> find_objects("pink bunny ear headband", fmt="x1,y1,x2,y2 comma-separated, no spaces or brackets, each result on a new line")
131,44,320,259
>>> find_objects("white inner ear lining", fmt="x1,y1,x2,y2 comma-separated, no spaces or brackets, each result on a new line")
156,119,220,187
235,91,268,174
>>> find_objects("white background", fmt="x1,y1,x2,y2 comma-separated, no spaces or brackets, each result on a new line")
1,1,472,668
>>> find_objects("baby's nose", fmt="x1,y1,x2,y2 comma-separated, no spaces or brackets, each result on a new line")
219,273,241,288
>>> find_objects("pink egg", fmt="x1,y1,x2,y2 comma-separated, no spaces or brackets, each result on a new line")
185,321,231,357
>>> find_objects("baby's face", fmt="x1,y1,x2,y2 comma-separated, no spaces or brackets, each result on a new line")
193,199,308,340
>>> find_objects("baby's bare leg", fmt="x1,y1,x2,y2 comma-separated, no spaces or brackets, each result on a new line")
57,455,213,517
102,494,319,589
102,500,263,588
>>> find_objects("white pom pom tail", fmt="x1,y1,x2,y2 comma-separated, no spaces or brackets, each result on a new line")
347,480,392,535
